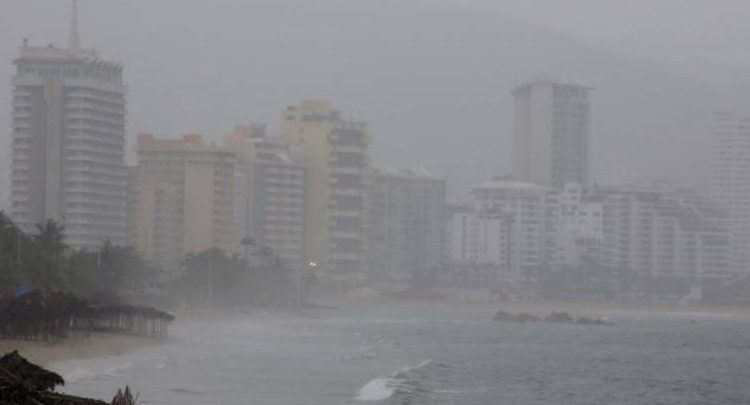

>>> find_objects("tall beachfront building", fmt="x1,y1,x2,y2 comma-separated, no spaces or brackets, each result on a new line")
365,168,447,282
132,134,236,270
281,100,370,275
10,1,127,249
225,125,308,270
713,112,750,276
512,81,590,190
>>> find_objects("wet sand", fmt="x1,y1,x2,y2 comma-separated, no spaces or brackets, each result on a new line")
0,333,162,366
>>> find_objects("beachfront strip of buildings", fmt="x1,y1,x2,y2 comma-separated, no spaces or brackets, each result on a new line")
126,100,449,282
5,16,748,289
447,181,732,292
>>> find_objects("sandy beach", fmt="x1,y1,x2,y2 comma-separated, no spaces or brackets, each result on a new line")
0,332,162,366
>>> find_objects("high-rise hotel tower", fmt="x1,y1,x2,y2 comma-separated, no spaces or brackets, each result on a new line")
713,111,750,276
10,1,127,249
281,100,370,275
512,81,590,190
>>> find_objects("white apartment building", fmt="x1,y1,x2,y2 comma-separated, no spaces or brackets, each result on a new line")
10,7,127,249
557,184,603,268
448,179,728,291
447,177,557,288
590,184,731,280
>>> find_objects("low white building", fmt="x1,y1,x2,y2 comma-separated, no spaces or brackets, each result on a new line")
447,177,558,288
557,184,603,268
448,180,730,294
588,184,731,281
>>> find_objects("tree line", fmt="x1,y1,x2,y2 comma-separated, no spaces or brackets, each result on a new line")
0,212,147,300
0,211,305,308
174,245,305,308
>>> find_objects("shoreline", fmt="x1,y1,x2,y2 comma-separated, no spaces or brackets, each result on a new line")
0,332,164,367
4,296,746,367
320,293,750,318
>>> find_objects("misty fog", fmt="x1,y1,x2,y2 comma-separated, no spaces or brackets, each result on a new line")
3,1,750,204
3,1,750,404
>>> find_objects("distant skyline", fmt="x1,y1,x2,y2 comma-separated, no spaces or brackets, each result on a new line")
2,0,750,204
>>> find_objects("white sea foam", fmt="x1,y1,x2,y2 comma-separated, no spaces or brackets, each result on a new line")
64,368,98,383
61,360,133,383
356,359,435,402
356,377,395,401
103,361,133,377
410,359,433,371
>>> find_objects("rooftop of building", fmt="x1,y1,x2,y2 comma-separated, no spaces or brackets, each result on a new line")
474,176,550,192
15,1,121,68
370,166,442,179
511,79,592,94
137,133,235,155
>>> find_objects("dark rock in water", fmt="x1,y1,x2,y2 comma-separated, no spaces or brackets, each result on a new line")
575,316,613,326
493,310,612,326
492,310,539,323
492,309,517,322
516,312,539,323
545,311,574,323
576,316,593,325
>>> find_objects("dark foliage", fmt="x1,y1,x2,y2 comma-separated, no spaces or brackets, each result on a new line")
175,246,297,308
0,211,150,301
0,351,109,404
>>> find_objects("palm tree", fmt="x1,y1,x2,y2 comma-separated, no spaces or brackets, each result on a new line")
98,241,146,297
32,219,66,289
0,211,24,289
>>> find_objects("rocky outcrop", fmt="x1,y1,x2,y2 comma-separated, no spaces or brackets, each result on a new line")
491,310,539,323
0,351,136,404
492,310,613,326
544,311,574,323
575,316,612,326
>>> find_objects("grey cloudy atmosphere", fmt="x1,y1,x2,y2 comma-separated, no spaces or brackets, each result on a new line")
2,0,750,203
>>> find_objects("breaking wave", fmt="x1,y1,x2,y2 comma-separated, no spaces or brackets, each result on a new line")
356,359,449,404
356,377,394,401
60,360,134,383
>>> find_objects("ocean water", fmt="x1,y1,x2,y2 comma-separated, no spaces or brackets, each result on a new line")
49,302,750,404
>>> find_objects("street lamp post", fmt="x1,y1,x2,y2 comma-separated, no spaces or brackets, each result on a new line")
208,251,213,308
298,262,317,309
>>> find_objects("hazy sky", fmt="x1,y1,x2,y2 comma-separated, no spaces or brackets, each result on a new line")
2,0,750,203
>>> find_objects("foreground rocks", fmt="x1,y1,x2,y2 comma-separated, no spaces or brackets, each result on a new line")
0,350,135,404
492,309,613,325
